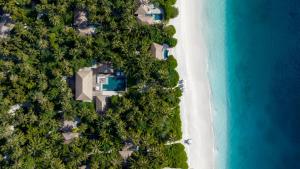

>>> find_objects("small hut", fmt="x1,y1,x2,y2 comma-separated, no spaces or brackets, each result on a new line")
150,43,170,60
62,132,79,144
61,120,79,144
74,10,95,35
0,14,15,38
119,142,139,160
74,10,88,27
95,95,107,113
78,27,96,36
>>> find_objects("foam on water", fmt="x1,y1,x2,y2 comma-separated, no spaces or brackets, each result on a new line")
202,0,300,168
202,0,227,168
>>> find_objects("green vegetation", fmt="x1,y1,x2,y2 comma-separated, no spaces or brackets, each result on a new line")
164,37,178,48
164,6,179,20
166,55,180,87
164,143,189,169
154,0,179,20
0,0,187,168
164,25,176,36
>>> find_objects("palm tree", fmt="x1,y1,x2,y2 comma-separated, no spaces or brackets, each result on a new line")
49,15,61,26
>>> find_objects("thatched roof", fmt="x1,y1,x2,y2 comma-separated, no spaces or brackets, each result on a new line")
61,119,79,144
63,120,77,127
135,5,154,25
95,95,107,112
150,43,164,60
78,26,96,35
74,10,88,26
76,68,93,101
136,15,154,25
135,5,148,16
63,132,79,144
0,14,15,38
119,142,138,160
96,63,114,74
119,145,134,160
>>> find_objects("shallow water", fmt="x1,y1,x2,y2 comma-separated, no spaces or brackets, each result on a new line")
204,0,227,168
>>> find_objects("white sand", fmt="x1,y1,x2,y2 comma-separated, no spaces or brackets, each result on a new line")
170,0,215,168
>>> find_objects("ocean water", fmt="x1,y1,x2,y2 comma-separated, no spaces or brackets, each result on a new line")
205,0,300,168
225,0,300,169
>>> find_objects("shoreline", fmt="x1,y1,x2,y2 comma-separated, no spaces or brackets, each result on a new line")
170,0,215,168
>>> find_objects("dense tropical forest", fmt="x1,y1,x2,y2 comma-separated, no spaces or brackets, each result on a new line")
0,0,187,168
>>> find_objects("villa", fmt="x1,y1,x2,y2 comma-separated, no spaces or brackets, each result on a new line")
135,3,163,25
74,10,95,35
75,63,126,112
0,14,15,38
150,43,170,60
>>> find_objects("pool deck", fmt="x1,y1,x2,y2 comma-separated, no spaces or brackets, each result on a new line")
91,66,124,97
135,3,164,25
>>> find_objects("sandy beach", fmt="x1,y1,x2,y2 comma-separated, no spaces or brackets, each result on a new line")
170,0,215,168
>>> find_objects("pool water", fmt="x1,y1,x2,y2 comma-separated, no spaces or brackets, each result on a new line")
153,14,163,21
102,76,126,91
163,49,169,59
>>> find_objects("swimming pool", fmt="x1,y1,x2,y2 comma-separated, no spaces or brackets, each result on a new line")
102,76,126,91
163,49,169,59
152,14,163,21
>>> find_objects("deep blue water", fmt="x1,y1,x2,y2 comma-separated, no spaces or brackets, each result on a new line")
226,0,300,169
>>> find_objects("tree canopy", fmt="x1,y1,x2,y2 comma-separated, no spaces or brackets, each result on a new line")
0,0,188,168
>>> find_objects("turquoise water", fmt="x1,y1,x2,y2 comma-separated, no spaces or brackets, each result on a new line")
204,0,227,168
205,0,300,168
163,49,169,59
153,14,163,20
102,76,126,91
146,14,163,20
